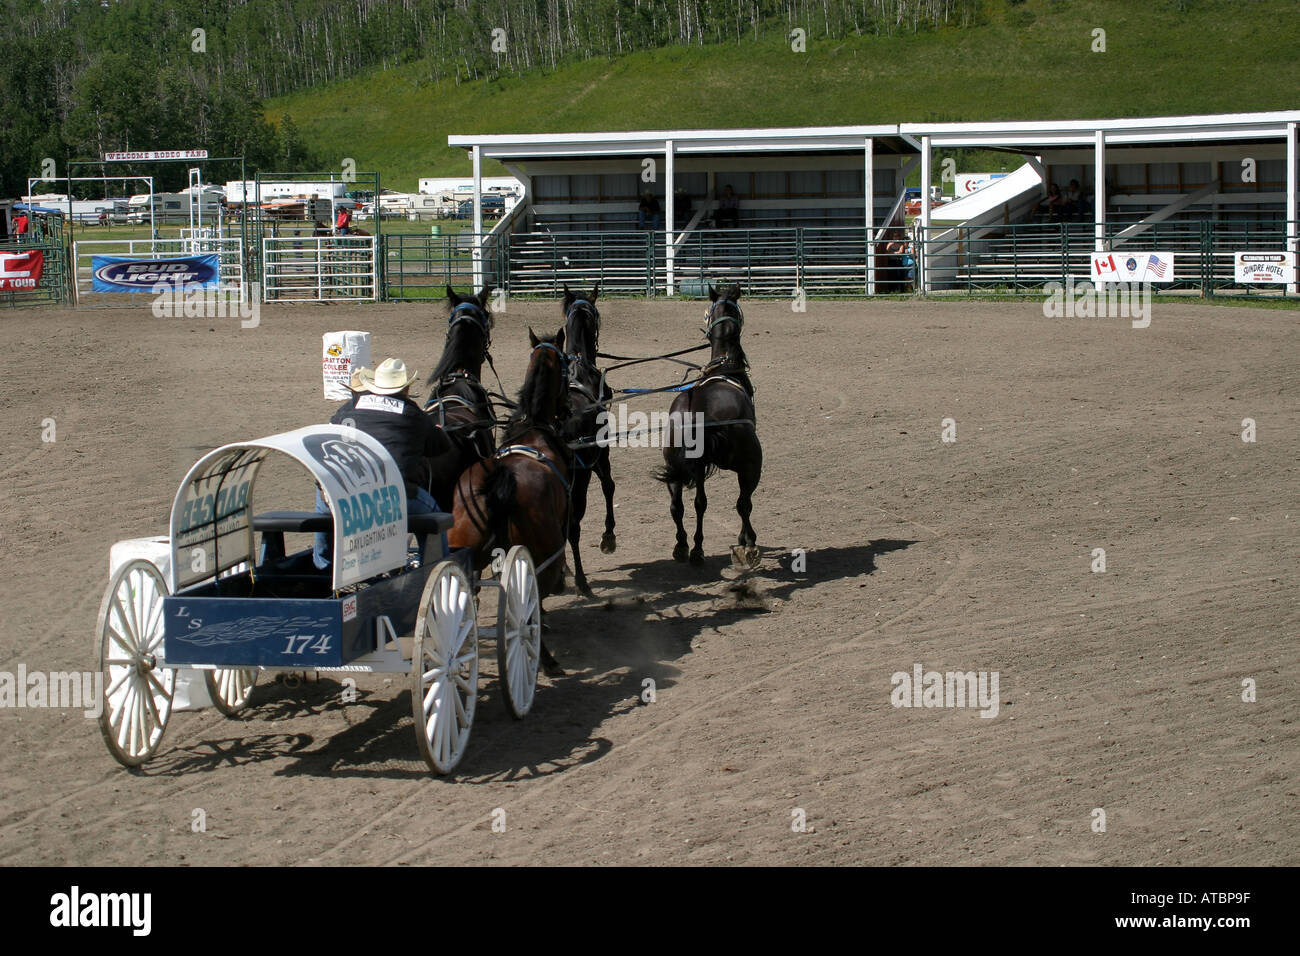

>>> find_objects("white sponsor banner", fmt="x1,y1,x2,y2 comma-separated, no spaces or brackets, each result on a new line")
104,150,209,162
955,173,1007,196
1090,251,1175,284
169,425,408,592
1233,251,1295,284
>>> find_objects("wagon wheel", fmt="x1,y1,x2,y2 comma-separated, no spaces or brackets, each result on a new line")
97,559,175,767
497,545,541,719
205,667,259,716
411,560,479,774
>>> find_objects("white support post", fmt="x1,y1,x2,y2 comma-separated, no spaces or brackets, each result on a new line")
1288,121,1297,296
919,135,931,293
665,138,675,295
865,137,875,295
188,167,201,251
472,145,483,291
1094,129,1107,253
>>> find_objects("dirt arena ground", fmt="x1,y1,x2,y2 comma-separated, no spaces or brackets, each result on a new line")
0,294,1295,866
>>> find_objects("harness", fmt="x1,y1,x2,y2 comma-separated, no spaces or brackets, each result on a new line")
494,444,571,493
697,299,753,398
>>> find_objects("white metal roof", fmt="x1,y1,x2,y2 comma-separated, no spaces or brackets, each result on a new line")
901,111,1300,148
449,125,907,159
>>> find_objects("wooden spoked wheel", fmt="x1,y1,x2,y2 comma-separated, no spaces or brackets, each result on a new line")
411,561,479,774
205,667,259,716
497,545,541,719
97,559,175,767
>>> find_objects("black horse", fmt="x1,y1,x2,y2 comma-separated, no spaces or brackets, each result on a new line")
558,284,617,596
423,285,498,513
657,283,762,568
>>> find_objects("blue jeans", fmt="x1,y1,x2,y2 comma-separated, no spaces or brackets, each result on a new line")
313,486,442,570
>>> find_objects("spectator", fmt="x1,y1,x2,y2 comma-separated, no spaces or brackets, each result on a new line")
1035,183,1066,222
1064,179,1084,221
637,192,662,231
12,210,30,238
716,184,740,228
334,204,352,236
878,229,912,293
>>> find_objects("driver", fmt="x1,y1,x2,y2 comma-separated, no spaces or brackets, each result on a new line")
313,358,449,569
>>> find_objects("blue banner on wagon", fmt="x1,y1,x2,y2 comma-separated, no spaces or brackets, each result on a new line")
91,254,221,293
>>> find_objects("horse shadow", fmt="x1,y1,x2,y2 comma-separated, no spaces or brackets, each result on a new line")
153,538,918,781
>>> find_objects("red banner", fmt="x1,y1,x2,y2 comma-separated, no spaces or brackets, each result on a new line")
0,250,45,290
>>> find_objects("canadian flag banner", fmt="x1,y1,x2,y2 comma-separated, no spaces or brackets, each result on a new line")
0,250,45,290
1090,251,1175,284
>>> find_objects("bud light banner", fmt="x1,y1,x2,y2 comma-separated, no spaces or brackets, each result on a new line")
91,254,221,293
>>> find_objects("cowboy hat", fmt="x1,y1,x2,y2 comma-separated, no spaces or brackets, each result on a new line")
348,365,372,392
356,358,418,395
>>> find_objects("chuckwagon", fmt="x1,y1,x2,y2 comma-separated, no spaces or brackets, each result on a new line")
95,424,542,774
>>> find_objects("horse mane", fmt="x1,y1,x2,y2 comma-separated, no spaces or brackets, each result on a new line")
508,332,568,431
429,316,488,384
562,285,601,365
429,287,493,385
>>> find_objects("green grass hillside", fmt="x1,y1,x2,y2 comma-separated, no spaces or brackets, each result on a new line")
266,0,1299,191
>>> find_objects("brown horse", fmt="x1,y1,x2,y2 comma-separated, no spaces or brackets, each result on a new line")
448,328,571,675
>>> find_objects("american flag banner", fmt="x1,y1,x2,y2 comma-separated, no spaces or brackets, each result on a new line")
1147,254,1168,278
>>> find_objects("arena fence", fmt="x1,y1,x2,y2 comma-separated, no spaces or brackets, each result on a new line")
71,237,245,306
1,234,70,307
262,235,377,302
385,233,481,300
912,219,1298,297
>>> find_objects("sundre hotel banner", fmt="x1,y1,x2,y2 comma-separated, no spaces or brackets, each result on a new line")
91,255,221,293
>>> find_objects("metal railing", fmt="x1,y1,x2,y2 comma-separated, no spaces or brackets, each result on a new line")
912,220,1298,297
262,236,376,302
1,235,69,307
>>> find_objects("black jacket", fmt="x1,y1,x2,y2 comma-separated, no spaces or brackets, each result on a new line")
331,392,447,496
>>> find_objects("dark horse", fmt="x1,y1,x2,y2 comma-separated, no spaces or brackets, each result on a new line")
558,283,617,596
423,285,498,512
656,283,762,568
449,328,571,675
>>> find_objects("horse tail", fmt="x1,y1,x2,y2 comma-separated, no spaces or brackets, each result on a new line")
654,452,715,489
482,463,517,546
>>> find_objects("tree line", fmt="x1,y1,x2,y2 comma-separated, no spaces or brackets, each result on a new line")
1,0,979,197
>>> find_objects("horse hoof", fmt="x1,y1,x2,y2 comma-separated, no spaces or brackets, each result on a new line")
689,549,706,567
577,578,595,599
731,545,760,569
672,544,690,563
542,660,566,678
600,534,617,554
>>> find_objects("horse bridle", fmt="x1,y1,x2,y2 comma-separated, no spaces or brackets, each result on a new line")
449,300,493,349
530,340,570,393
705,299,744,335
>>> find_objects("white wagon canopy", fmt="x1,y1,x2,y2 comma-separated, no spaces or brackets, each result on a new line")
168,424,409,594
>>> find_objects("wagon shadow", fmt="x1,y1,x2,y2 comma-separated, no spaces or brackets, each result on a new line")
171,539,917,780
